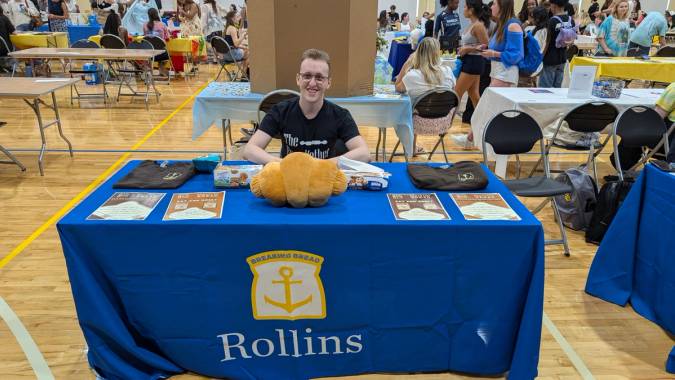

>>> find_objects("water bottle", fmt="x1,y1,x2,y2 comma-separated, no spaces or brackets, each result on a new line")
83,63,96,85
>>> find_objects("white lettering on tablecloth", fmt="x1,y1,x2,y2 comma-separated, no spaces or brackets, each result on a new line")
217,328,363,361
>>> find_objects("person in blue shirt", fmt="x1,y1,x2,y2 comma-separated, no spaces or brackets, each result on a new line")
480,0,524,86
627,11,667,56
434,0,461,51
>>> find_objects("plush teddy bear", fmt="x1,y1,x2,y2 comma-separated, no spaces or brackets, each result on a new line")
250,152,347,208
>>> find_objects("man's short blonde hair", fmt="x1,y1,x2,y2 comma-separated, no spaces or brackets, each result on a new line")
300,49,331,75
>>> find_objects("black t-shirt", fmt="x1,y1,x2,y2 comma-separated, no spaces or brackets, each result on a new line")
588,2,599,20
389,12,399,23
259,98,360,159
543,14,575,66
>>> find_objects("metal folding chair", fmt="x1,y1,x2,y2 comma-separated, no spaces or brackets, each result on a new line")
388,88,459,163
530,101,619,185
483,110,573,256
0,122,26,172
142,35,175,84
68,39,109,105
116,40,161,109
211,36,248,82
612,106,670,180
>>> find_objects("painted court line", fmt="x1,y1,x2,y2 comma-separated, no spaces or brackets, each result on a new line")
543,312,596,380
0,296,54,380
0,81,208,271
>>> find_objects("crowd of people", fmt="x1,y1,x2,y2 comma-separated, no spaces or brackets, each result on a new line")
381,0,673,148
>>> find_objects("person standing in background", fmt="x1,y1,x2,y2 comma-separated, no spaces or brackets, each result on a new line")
480,0,524,87
388,4,399,24
538,0,573,88
177,0,201,36
627,11,667,56
47,0,69,32
4,0,39,31
518,0,538,27
399,12,411,31
588,0,599,21
201,0,223,40
596,0,630,56
434,0,460,38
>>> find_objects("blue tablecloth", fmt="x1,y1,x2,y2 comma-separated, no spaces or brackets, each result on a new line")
388,41,414,81
192,82,415,157
585,164,675,374
68,25,101,45
57,161,544,380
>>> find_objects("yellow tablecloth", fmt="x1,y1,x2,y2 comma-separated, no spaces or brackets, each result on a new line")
88,35,206,57
570,56,675,83
10,32,69,49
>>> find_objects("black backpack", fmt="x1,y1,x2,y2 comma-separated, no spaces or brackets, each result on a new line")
584,175,635,245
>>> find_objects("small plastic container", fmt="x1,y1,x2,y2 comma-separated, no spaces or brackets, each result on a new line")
592,79,625,98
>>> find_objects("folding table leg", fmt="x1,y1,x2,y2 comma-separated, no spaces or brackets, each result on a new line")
0,145,26,171
222,119,230,160
381,128,387,161
52,92,73,157
31,98,47,176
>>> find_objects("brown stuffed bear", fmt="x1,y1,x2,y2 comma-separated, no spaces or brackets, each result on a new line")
250,152,347,208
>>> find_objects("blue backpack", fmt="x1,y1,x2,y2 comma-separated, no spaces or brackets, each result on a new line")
518,31,543,76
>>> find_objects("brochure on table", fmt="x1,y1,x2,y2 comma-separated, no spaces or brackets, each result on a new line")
387,193,450,221
163,192,225,221
450,193,520,221
567,66,597,99
87,192,165,221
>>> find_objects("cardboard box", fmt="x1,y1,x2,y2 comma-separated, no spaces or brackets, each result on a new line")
248,0,377,97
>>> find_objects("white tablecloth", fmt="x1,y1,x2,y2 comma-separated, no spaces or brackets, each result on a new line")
471,87,664,177
192,82,414,157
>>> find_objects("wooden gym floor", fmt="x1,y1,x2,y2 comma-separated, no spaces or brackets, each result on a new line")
0,66,673,379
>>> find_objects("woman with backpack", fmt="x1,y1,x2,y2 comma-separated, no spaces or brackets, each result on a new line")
539,0,575,87
480,0,524,87
451,0,524,148
596,0,630,56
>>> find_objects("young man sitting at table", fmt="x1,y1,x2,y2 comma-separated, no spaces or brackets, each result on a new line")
243,49,370,165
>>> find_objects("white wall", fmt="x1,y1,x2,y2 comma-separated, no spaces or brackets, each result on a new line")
378,0,419,20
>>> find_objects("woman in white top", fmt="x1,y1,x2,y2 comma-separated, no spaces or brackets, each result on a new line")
395,37,456,154
395,37,455,100
201,0,223,39
399,12,411,31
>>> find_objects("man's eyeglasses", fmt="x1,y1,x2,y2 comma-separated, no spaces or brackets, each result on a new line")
298,72,329,83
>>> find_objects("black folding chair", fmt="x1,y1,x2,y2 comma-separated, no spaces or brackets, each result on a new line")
0,36,18,77
99,34,127,84
142,35,174,83
483,110,573,256
0,122,26,172
116,40,160,109
211,36,248,82
388,88,459,163
654,46,675,57
68,39,109,105
530,101,619,185
612,106,670,181
100,34,126,49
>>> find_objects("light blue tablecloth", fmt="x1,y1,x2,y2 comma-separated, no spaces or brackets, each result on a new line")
192,82,414,157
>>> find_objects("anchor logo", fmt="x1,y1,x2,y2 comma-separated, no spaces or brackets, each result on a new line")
264,266,313,313
248,251,326,320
